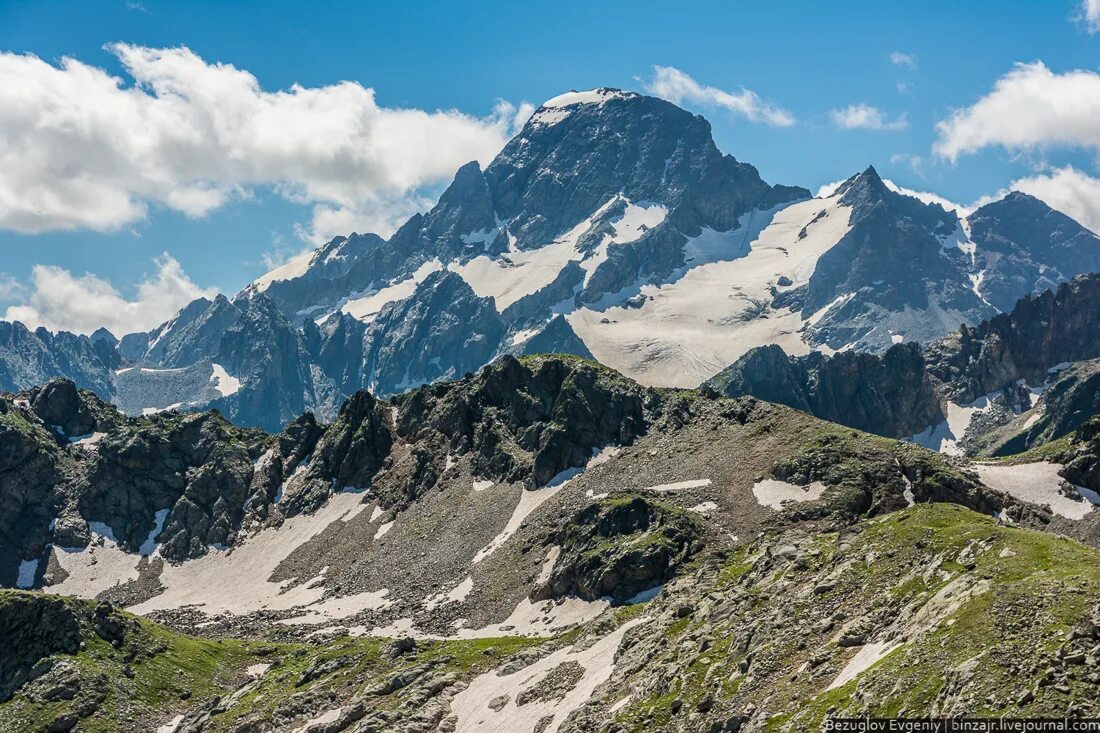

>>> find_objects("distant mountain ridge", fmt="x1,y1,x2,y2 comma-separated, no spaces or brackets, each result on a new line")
2,87,1099,431
708,272,1100,455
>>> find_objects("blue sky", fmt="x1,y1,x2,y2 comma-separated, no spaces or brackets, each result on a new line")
2,0,1100,334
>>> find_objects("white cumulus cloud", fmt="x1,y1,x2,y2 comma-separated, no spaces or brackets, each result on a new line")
890,52,918,69
3,254,216,336
829,104,908,131
642,66,795,127
934,61,1100,161
0,44,529,239
1079,0,1100,32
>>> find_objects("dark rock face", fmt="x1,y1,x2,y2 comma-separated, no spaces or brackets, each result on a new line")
778,168,991,351
209,293,342,431
538,496,704,603
28,376,117,440
281,391,393,516
710,343,940,438
511,315,594,360
968,192,1100,313
486,91,803,250
1053,417,1100,491
0,403,66,588
82,410,266,561
360,271,505,396
0,322,118,398
396,354,650,487
0,592,82,702
973,361,1100,456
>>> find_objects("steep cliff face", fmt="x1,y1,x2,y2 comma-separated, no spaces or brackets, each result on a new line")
708,342,940,437
711,274,1100,450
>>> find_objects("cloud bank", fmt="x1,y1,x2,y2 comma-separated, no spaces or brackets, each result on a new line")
3,255,216,336
0,44,529,241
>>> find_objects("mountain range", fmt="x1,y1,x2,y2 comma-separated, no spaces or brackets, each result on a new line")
3,88,1099,432
6,86,1100,730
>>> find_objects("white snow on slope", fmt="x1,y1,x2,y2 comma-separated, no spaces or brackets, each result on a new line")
645,479,712,493
252,250,314,292
452,205,608,310
752,479,827,510
341,259,443,321
16,559,38,589
975,462,1099,520
48,492,379,619
828,642,899,690
209,363,241,397
568,195,854,387
137,508,169,556
451,617,646,733
473,483,566,564
70,432,106,447
156,714,184,733
541,88,635,108
907,394,996,456
52,525,142,598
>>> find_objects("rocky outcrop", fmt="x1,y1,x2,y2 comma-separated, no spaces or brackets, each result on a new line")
538,496,704,603
395,354,650,486
709,342,940,438
81,410,267,561
28,379,118,439
280,391,394,515
0,321,118,398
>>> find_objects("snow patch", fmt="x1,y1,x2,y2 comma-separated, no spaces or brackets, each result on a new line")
473,480,567,564
209,363,242,397
374,520,395,540
536,546,561,586
828,642,899,690
450,617,646,733
137,508,169,556
907,394,997,456
156,714,185,733
16,559,38,589
341,259,443,321
624,585,662,604
975,462,1097,520
689,501,718,514
751,479,827,510
114,492,381,619
645,479,711,493
246,663,271,678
